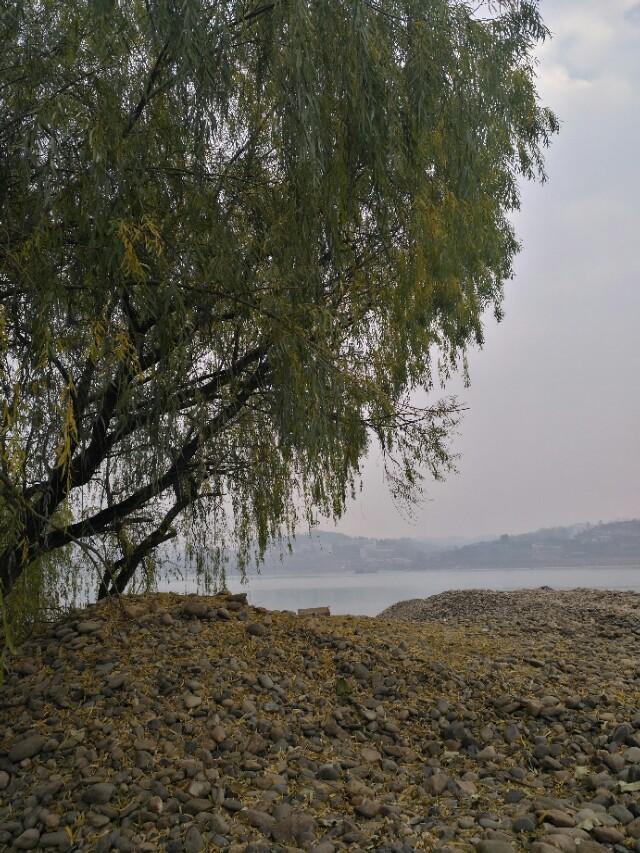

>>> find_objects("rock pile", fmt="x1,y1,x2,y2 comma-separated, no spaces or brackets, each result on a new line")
0,588,639,852
379,587,640,631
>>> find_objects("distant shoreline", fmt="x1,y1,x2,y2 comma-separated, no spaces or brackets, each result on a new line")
177,562,640,581
158,568,640,619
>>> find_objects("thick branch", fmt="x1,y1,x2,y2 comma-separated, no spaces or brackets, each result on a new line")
96,495,187,600
46,359,270,551
102,345,267,447
123,36,173,138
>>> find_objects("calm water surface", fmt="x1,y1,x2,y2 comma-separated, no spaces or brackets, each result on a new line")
158,566,640,616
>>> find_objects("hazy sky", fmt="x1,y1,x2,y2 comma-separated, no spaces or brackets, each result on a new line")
324,0,640,541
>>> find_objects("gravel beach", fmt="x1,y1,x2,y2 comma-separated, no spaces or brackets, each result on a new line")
1,587,640,852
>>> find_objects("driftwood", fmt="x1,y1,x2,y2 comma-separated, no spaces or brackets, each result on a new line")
297,606,331,617
225,592,248,604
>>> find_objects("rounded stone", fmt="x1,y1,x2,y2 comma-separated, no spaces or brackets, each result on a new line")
40,830,72,850
513,815,537,833
83,783,115,805
354,799,381,819
317,764,340,781
76,620,102,634
184,825,204,853
9,734,46,763
14,828,41,850
475,842,516,853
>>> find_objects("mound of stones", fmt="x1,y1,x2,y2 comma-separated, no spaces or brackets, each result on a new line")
379,588,640,634
1,588,640,852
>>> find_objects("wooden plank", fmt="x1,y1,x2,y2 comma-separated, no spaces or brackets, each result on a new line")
297,606,331,617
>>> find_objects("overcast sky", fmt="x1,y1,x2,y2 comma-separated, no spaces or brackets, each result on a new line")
324,0,640,541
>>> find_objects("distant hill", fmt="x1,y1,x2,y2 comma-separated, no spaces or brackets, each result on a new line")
250,530,457,576
219,519,640,576
424,519,640,570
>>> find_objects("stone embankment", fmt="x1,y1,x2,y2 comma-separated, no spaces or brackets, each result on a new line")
1,587,640,852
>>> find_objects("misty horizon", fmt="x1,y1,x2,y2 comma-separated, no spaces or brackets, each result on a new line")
318,0,640,542
319,513,640,546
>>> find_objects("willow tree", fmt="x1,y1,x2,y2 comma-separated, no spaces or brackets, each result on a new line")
0,0,557,603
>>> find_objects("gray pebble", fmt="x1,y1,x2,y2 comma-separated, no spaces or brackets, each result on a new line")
76,620,102,634
184,825,204,853
354,799,381,819
14,828,41,850
243,808,276,833
512,815,536,833
83,782,115,805
9,734,46,763
476,842,516,853
317,763,340,781
40,830,72,849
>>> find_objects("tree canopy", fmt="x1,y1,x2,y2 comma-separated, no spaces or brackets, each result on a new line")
0,0,557,605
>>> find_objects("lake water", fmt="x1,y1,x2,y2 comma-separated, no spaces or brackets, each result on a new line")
157,565,640,616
